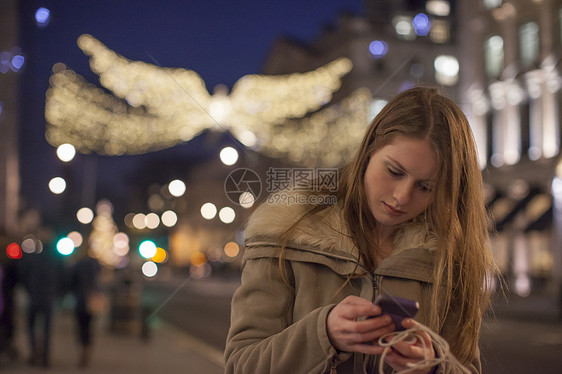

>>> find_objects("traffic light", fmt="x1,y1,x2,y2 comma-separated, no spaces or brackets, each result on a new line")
138,240,157,258
56,237,75,255
6,243,22,259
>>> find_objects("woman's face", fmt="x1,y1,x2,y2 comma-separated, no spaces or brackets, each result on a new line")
363,135,438,229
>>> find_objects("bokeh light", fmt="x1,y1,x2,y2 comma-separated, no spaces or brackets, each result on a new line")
49,177,66,194
219,207,236,224
142,261,158,277
369,40,389,58
393,16,415,39
113,232,130,256
161,210,178,227
239,192,255,208
201,203,217,220
133,213,147,229
190,263,212,279
224,241,240,258
412,13,431,36
35,7,51,26
207,246,223,262
434,55,459,85
139,240,157,258
21,238,35,253
237,130,258,148
56,237,75,256
148,194,165,211
21,235,42,254
220,147,239,166
145,212,160,229
56,143,76,162
10,55,25,72
67,231,83,247
190,251,206,267
152,247,168,263
0,52,10,74
77,207,94,224
426,0,450,16
124,213,135,228
6,243,22,259
168,179,186,197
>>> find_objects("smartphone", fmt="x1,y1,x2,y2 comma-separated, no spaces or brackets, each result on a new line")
374,294,419,331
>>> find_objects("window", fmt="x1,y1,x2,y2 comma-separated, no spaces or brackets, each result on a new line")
430,19,450,43
392,15,416,40
484,0,502,9
434,55,459,85
369,99,388,122
426,0,450,16
485,35,504,78
559,7,562,45
369,40,389,59
520,99,531,159
519,22,539,68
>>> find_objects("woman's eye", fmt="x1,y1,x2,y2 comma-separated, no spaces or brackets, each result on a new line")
418,184,432,193
387,168,402,176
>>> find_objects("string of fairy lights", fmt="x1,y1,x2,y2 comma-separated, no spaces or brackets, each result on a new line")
39,33,375,274
44,34,366,167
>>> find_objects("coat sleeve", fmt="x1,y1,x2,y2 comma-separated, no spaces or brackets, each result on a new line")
224,257,349,374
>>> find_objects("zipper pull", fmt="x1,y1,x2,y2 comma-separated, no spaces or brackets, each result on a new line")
371,274,378,292
330,356,338,374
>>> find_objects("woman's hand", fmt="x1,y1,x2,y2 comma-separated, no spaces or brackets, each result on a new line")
383,318,436,374
326,295,395,355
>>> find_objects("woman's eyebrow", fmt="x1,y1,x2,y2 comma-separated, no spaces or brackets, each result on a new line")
387,156,435,183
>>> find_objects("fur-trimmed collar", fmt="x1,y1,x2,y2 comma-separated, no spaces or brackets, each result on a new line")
244,194,437,258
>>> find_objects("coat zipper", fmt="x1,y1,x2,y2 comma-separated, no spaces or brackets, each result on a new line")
330,357,337,374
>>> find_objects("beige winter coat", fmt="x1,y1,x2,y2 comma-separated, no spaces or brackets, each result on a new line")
225,198,481,373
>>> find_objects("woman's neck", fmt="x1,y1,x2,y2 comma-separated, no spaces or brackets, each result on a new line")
375,224,396,264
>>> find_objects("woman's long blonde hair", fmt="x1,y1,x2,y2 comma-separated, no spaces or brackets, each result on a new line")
283,86,496,364
341,86,496,363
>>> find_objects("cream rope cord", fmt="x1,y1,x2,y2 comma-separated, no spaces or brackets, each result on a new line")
376,323,472,374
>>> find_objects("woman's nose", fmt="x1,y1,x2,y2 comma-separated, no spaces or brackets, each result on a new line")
393,181,414,206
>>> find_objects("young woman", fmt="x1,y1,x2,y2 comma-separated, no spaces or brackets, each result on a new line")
225,87,497,373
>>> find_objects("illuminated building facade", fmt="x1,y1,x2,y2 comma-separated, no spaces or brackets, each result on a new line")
0,0,20,236
264,0,562,299
458,0,562,297
263,0,460,108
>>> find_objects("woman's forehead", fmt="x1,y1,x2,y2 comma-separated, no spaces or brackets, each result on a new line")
376,135,439,181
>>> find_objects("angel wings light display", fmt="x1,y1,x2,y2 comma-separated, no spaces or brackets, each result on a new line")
45,34,372,166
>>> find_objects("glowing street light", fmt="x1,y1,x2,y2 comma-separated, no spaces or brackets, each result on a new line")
56,237,75,255
76,207,94,224
219,207,236,224
220,147,239,165
139,240,157,258
49,177,66,194
56,143,76,162
201,203,217,220
168,179,186,197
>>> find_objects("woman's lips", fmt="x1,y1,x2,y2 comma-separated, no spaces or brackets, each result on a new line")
382,202,405,217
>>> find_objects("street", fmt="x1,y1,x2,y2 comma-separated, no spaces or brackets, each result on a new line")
144,275,562,374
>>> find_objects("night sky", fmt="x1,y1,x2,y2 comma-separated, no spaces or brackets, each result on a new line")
16,0,364,227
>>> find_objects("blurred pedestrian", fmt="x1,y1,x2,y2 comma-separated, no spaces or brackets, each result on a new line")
70,249,102,368
0,255,20,363
19,242,65,368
